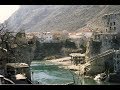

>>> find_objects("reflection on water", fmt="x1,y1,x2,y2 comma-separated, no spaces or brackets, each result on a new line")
30,61,118,85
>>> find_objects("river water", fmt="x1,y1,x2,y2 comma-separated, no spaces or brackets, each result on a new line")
30,61,118,85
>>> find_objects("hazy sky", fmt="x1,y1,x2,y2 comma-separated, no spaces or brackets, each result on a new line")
0,5,20,23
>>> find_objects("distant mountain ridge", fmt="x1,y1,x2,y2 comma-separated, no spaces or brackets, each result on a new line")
5,5,120,32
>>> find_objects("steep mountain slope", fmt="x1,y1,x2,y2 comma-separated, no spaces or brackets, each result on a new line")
5,5,120,32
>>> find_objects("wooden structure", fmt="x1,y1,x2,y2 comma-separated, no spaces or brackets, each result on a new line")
69,53,85,65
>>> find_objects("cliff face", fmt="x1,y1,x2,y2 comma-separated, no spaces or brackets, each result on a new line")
6,5,120,33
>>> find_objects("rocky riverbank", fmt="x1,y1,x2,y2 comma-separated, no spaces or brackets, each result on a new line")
46,57,91,77
46,57,114,85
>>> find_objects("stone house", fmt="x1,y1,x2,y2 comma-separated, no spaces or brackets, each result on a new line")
102,13,120,34
40,32,53,43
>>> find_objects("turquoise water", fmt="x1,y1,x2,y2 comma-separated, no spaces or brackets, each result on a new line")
30,61,119,85
30,61,75,85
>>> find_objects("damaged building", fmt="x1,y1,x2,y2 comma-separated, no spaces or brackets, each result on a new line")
84,13,120,76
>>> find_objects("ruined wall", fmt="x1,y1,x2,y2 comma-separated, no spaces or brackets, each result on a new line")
84,53,114,76
5,32,36,66
85,37,102,61
100,34,113,53
84,13,120,76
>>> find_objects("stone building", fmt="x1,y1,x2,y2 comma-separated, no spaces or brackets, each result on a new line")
29,32,53,43
40,32,53,43
92,32,117,53
86,13,120,58
15,30,28,45
84,13,120,76
102,13,120,34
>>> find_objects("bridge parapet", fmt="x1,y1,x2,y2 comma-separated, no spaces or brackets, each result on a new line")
86,49,115,64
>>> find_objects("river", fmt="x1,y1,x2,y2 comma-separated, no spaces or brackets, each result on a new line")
30,60,118,85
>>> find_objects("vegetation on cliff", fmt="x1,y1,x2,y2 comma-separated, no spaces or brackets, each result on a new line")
0,24,36,66
33,38,86,60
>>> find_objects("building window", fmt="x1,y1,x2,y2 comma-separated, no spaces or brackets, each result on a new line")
110,27,112,30
114,27,116,30
117,61,119,64
117,55,119,58
113,22,115,25
106,29,107,32
110,22,112,26
107,22,109,26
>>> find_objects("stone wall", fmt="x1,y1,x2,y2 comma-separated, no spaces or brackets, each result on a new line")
84,52,114,76
102,13,120,34
2,31,37,66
